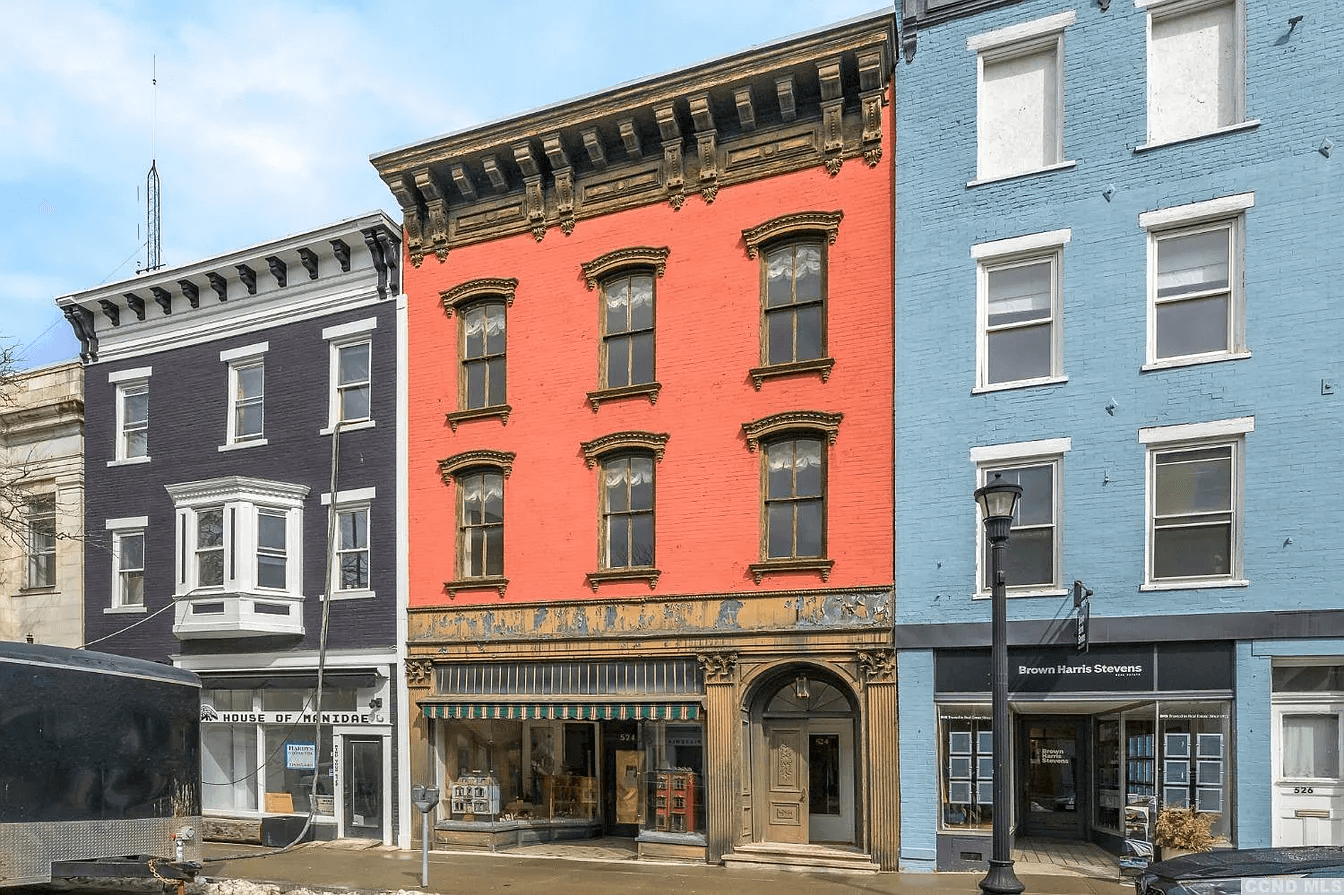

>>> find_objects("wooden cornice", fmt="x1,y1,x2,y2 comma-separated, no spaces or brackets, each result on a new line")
371,14,894,265
742,211,843,259
439,277,518,317
579,247,670,291
438,450,517,483
579,431,670,468
741,410,843,452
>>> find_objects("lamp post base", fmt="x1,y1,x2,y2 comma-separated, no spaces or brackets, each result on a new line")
979,858,1025,895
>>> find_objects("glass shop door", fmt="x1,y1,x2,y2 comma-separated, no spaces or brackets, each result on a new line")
342,735,384,841
1020,717,1085,839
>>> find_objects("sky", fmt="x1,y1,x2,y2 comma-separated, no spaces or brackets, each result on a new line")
1,0,887,371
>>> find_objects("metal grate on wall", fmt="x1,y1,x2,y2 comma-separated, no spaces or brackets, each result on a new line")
433,658,703,698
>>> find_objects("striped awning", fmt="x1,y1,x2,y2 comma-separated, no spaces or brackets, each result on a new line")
421,703,700,721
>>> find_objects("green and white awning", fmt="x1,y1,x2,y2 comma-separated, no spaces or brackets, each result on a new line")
421,702,700,721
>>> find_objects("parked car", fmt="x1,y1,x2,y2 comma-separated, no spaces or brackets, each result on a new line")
1135,845,1344,894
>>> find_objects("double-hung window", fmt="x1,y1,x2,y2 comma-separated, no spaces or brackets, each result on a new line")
1140,417,1253,588
968,11,1074,183
221,342,267,448
742,411,842,583
438,451,514,597
581,247,668,408
973,230,1069,389
109,367,152,463
602,455,655,570
25,493,56,589
106,516,148,611
1142,0,1248,146
1140,193,1253,367
741,213,842,389
322,317,377,433
971,438,1070,596
461,303,507,410
320,487,375,598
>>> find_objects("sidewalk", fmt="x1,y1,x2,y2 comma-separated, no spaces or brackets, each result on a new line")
199,841,1137,895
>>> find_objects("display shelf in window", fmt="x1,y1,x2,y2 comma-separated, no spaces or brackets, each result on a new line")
543,774,597,820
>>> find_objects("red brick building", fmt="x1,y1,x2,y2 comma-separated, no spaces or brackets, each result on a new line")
374,13,897,870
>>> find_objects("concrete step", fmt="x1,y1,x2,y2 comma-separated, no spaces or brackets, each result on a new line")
723,842,879,873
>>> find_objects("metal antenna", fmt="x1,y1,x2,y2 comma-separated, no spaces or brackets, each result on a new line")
144,55,162,273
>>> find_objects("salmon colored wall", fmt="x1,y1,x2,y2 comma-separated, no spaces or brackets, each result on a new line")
405,140,894,609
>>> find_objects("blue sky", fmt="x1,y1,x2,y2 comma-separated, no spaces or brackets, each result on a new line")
1,0,886,370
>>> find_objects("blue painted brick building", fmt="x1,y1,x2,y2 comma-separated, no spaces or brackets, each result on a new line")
894,0,1341,871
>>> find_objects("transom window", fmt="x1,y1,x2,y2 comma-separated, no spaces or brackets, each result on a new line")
764,436,825,560
25,493,56,589
462,303,507,410
602,455,654,569
602,274,655,389
764,241,825,366
459,470,504,578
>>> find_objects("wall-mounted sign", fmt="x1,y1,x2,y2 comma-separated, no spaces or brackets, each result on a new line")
935,643,1233,695
286,742,316,770
199,708,385,726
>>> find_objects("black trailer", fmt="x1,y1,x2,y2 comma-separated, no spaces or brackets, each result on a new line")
0,641,202,888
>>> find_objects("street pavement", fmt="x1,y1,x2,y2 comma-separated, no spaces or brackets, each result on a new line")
191,840,1137,895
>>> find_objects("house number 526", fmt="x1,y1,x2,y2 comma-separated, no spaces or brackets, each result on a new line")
1294,786,1315,794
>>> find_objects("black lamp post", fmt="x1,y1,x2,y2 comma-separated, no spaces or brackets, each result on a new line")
975,473,1025,895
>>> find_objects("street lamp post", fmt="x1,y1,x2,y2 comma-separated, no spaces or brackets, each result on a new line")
975,473,1025,895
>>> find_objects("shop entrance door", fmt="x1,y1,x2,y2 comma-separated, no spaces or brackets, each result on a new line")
603,721,641,837
1020,718,1085,839
342,736,384,841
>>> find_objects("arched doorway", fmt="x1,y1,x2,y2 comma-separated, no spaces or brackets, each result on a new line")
750,666,859,846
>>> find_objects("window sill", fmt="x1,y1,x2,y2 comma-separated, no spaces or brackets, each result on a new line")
967,160,1077,189
586,382,661,411
1141,351,1251,373
1134,120,1261,154
1139,578,1250,592
320,419,376,436
586,568,661,592
324,589,376,602
17,585,58,596
972,588,1068,601
107,456,151,467
219,438,269,452
105,605,147,614
749,357,835,391
446,405,512,432
972,376,1068,395
444,576,508,599
748,558,834,584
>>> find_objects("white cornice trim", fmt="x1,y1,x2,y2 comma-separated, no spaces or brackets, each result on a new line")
970,437,1073,464
106,515,149,530
220,342,269,363
971,228,1072,260
1138,416,1255,444
320,487,377,506
1139,193,1255,231
322,317,378,341
108,366,152,383
967,10,1076,53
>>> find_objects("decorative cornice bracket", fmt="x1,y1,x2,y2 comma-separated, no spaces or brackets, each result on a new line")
206,272,228,302
178,280,200,308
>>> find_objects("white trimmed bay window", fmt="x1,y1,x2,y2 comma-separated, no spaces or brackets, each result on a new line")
165,476,309,638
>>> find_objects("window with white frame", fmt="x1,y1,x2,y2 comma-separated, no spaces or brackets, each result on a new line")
110,367,152,463
1140,417,1252,587
972,438,1070,595
165,477,309,598
221,342,267,447
968,11,1075,182
106,516,148,610
322,318,376,432
1141,193,1252,367
25,492,56,589
1143,0,1245,146
320,487,375,597
973,229,1070,389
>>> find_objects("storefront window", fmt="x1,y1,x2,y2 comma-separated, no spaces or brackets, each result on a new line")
938,704,994,831
640,723,704,836
203,723,258,812
265,727,335,815
1094,716,1121,832
1158,701,1231,840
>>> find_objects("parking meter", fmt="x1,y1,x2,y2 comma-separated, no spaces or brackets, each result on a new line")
410,785,439,887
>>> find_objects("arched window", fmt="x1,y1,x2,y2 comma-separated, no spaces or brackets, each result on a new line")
438,450,515,597
580,431,668,590
581,247,669,409
441,278,516,428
